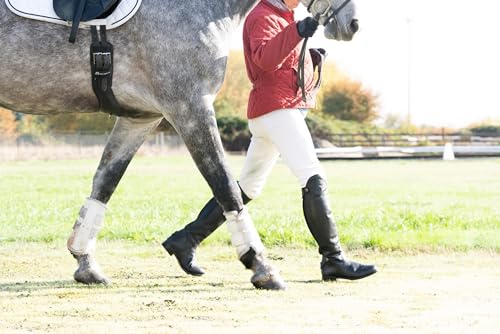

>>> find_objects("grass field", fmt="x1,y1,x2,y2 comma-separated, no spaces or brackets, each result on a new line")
1,243,499,333
1,155,500,333
1,155,499,251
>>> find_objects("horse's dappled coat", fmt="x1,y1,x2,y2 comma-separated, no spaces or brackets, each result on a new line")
0,0,358,289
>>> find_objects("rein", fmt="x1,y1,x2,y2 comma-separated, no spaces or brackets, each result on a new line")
298,0,352,102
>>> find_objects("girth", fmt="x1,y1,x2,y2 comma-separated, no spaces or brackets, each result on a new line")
57,2,153,117
89,26,156,118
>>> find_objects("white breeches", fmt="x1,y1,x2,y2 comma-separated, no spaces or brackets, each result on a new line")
238,108,325,199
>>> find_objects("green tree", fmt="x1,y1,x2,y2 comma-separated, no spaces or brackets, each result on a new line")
469,124,500,135
382,113,409,131
217,115,250,151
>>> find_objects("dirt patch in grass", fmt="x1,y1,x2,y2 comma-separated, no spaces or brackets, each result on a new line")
0,242,498,333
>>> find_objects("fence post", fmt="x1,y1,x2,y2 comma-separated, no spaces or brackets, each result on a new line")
78,132,82,158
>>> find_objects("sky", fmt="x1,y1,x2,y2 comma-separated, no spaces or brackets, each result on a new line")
230,0,500,128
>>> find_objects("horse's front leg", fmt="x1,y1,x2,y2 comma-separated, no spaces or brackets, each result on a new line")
68,116,162,285
172,100,285,290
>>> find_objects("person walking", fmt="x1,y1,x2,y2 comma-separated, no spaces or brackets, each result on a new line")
163,0,376,281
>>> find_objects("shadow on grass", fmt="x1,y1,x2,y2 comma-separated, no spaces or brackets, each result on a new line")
285,279,323,284
0,280,94,292
0,277,259,295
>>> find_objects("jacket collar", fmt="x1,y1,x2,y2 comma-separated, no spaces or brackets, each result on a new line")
262,0,295,20
266,0,289,12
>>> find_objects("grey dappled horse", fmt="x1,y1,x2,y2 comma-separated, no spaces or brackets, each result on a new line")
0,0,358,290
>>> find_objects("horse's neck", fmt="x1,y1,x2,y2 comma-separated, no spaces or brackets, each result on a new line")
232,0,313,17
229,0,260,22
300,0,315,11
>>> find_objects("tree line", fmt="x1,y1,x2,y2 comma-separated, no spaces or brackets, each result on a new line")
1,51,498,150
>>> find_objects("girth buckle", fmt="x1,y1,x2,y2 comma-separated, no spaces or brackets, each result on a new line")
92,52,112,75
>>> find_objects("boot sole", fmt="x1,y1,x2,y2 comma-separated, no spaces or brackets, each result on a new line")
322,268,377,281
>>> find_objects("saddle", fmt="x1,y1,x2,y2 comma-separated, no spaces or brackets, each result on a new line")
53,0,121,43
6,0,145,117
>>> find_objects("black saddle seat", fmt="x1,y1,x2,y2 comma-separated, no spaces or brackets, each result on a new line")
54,0,121,21
54,0,122,42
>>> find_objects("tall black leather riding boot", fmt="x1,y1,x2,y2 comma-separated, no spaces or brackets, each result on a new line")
302,175,377,280
162,189,251,276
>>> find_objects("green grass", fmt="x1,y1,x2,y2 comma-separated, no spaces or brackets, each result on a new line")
1,155,499,251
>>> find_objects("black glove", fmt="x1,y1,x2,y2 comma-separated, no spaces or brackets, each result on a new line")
297,17,319,38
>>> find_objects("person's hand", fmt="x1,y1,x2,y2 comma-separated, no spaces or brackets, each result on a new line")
297,17,319,38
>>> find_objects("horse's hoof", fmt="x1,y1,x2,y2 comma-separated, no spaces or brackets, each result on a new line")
249,253,286,290
73,254,110,285
251,269,287,290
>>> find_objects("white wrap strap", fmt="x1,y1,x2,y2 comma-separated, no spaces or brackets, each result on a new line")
225,207,264,258
67,198,106,255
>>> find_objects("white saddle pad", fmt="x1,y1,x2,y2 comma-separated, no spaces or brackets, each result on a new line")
5,0,142,29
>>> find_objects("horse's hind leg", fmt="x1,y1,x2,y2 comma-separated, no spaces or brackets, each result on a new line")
172,102,285,290
68,116,162,285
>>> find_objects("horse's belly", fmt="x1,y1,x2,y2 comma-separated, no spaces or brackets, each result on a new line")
0,81,162,116
0,70,99,114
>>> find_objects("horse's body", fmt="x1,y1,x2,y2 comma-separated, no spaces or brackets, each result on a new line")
0,0,358,289
1,0,248,115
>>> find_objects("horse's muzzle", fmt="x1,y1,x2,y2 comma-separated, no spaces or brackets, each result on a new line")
350,19,359,34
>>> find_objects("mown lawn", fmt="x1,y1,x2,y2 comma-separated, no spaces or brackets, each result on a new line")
0,155,499,251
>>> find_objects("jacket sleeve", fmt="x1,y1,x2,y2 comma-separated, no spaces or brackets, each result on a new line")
246,15,303,71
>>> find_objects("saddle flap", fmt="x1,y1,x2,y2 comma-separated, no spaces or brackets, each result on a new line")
53,0,120,21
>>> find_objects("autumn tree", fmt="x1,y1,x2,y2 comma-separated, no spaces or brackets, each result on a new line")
214,50,252,117
0,107,18,139
319,77,379,123
42,113,116,133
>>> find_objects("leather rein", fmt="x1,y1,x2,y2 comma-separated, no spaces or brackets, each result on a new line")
298,0,352,102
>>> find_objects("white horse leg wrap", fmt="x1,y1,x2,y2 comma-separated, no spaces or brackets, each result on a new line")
67,198,106,256
225,207,264,259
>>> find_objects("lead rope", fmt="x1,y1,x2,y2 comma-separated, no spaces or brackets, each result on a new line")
297,35,309,103
298,15,320,103
298,0,352,102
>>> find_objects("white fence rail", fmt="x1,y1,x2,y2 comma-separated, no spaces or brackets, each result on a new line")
316,145,500,159
2,132,500,161
0,132,186,161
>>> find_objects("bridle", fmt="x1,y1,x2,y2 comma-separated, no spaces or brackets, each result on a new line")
307,0,352,26
298,0,352,102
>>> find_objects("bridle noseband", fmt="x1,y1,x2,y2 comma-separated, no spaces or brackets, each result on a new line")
297,0,353,102
307,0,352,26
